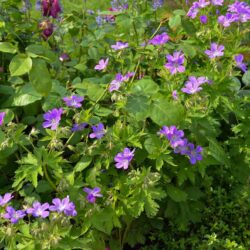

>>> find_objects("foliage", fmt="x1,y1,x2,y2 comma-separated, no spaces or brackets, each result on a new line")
0,0,249,249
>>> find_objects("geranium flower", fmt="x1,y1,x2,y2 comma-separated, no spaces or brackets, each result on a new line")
114,148,135,170
42,108,63,130
205,43,224,59
63,95,84,108
3,206,26,224
50,196,77,216
83,187,103,203
164,51,185,75
26,201,50,218
89,123,105,139
0,112,6,126
95,58,109,71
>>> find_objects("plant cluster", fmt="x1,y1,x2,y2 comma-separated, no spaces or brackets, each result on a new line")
0,0,249,249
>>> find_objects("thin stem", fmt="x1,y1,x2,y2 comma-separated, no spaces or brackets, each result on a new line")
42,164,57,191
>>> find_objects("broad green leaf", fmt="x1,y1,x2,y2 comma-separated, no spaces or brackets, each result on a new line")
150,96,185,126
131,78,159,96
144,135,162,155
179,43,196,58
29,59,52,96
12,84,42,106
9,54,32,76
181,19,197,35
169,15,181,29
167,184,187,202
0,42,17,54
126,95,150,121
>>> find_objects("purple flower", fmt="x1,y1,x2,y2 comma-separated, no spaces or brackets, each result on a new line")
89,123,105,139
187,5,199,19
197,0,210,8
187,143,203,164
111,41,129,50
40,0,62,18
0,193,13,206
50,196,77,216
0,112,6,126
95,58,109,71
234,54,248,72
205,43,224,59
211,0,224,6
164,51,185,75
3,206,26,224
152,0,164,10
181,76,209,94
200,15,208,24
26,201,50,218
109,79,122,92
228,1,250,23
174,138,189,155
218,13,235,27
148,32,169,45
83,187,103,203
114,148,135,170
63,95,84,108
72,123,88,132
109,72,133,92
172,90,178,100
59,53,70,62
159,126,185,148
42,108,63,130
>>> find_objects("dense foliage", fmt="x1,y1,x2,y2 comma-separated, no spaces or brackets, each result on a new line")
0,0,249,249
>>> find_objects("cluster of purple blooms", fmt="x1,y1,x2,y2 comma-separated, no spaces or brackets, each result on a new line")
159,126,203,165
164,51,185,75
218,1,250,26
109,72,135,92
0,111,6,126
0,194,76,224
187,0,250,26
152,0,164,10
181,76,211,94
148,32,169,46
42,95,106,139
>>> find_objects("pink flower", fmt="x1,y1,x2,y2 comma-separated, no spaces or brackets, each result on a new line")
95,58,109,71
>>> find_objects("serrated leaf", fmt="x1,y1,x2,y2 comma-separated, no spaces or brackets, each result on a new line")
74,157,92,172
167,184,187,202
208,138,230,167
9,54,32,76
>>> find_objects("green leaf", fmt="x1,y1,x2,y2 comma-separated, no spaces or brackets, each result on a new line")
74,157,92,172
150,96,185,126
181,19,197,35
208,138,230,167
12,84,42,106
179,43,196,58
131,78,159,96
0,42,17,54
9,54,32,76
242,70,250,86
126,95,150,121
29,59,52,96
144,135,162,155
169,15,181,29
167,184,187,202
